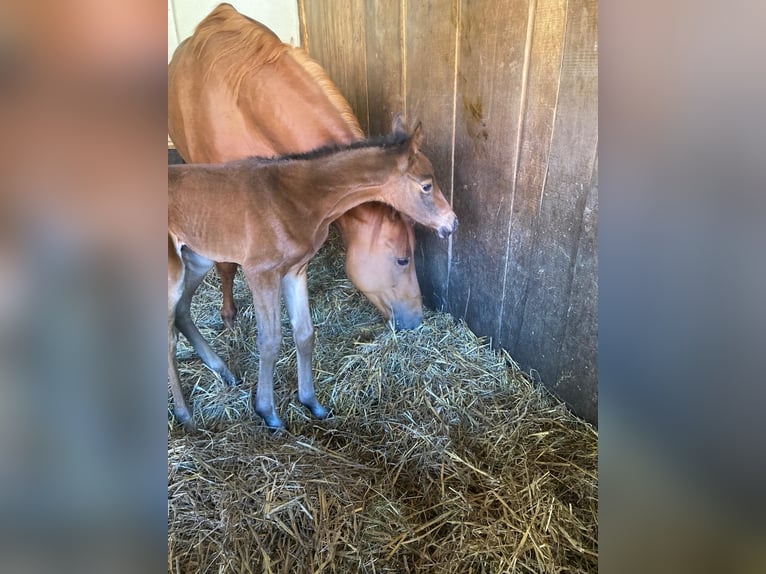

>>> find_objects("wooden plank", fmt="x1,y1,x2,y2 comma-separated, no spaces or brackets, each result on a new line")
555,152,598,423
447,0,530,334
498,0,568,349
514,0,598,420
404,0,461,311
363,0,404,137
301,0,370,135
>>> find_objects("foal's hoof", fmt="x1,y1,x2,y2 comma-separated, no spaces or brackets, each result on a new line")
303,400,331,420
175,411,196,433
255,408,286,431
220,370,238,387
212,362,238,386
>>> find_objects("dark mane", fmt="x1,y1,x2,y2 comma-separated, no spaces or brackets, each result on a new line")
245,131,411,164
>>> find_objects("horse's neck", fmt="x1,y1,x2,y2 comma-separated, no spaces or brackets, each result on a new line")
234,54,362,154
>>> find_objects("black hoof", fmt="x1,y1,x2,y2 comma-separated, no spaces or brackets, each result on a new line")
301,398,331,420
219,370,238,386
175,411,195,432
311,404,332,420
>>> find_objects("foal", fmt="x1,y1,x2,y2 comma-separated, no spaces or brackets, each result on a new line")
168,118,458,430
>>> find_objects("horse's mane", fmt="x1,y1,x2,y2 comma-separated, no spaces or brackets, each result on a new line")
287,48,364,139
190,4,364,139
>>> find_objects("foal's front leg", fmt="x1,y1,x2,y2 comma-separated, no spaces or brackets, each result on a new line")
244,268,285,429
283,268,330,420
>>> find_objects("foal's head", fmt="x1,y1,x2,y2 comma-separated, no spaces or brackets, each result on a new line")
385,117,458,240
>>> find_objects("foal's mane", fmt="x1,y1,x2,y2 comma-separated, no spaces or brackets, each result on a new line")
190,3,363,139
242,131,411,165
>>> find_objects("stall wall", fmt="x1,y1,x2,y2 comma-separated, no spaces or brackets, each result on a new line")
300,0,598,423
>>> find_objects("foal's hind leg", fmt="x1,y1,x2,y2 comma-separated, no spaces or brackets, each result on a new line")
175,247,237,386
168,238,194,431
217,262,239,329
283,268,329,420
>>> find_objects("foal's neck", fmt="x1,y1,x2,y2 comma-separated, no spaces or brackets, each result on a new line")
308,149,400,225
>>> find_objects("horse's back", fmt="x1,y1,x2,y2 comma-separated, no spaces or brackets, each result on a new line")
168,5,361,164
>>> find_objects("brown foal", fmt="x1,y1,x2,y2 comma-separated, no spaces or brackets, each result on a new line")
168,118,457,430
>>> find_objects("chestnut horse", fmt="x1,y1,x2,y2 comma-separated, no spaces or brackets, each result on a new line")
168,3,424,330
168,119,458,430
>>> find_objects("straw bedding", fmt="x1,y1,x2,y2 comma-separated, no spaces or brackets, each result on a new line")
168,230,598,573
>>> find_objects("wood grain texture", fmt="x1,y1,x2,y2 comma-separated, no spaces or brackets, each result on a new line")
299,0,599,423
301,0,370,135
363,0,404,137
514,0,598,421
499,0,568,350
556,151,598,423
447,0,530,336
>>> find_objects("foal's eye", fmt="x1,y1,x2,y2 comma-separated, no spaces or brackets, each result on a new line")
396,257,410,266
420,182,433,193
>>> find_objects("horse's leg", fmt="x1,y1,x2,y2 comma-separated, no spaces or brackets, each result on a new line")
175,247,237,386
217,262,239,329
282,269,330,419
168,239,194,431
243,267,285,429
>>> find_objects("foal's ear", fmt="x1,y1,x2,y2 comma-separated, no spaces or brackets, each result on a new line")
409,121,424,155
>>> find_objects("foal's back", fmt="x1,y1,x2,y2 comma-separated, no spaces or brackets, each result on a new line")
169,160,310,266
168,149,376,268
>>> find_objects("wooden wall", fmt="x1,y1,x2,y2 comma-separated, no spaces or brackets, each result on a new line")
299,0,598,423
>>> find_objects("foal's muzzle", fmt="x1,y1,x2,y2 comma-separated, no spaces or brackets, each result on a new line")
437,217,459,239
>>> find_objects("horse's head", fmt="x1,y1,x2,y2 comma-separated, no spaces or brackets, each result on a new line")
338,205,423,330
388,116,458,240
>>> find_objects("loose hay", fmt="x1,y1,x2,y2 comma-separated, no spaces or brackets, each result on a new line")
168,230,598,573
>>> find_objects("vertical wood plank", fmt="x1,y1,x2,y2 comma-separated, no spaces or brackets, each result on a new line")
363,0,404,136
498,0,568,350
514,0,598,419
298,0,309,51
301,0,370,135
447,0,529,335
404,0,460,311
555,152,598,423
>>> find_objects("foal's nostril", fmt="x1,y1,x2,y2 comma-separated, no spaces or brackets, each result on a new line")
437,217,458,239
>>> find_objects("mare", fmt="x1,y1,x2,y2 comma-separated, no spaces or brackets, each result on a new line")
168,3,424,330
168,119,458,430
